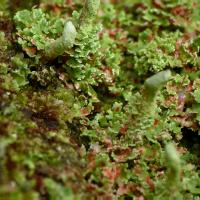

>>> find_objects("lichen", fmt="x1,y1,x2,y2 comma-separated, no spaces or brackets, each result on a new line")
0,0,200,199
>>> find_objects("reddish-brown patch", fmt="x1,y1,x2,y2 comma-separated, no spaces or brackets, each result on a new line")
0,88,5,96
164,96,177,107
109,30,116,37
80,107,91,116
186,82,193,92
102,166,121,183
85,183,97,192
24,47,37,56
153,119,159,127
119,124,128,136
113,147,132,162
117,184,130,196
145,176,155,192
134,3,146,10
35,175,44,191
174,38,183,58
171,6,189,17
66,0,73,4
171,115,194,128
52,5,61,14
152,0,163,9
117,183,143,197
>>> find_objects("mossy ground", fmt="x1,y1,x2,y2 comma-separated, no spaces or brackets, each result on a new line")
0,0,199,199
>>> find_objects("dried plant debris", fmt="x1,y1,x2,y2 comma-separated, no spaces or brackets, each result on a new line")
0,0,200,199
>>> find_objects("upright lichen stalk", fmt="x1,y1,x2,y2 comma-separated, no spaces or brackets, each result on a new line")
144,70,172,103
126,70,171,141
162,143,181,199
45,21,77,59
165,143,181,187
45,0,100,59
78,0,100,26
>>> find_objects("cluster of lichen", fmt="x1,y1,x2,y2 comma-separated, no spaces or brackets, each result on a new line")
0,0,200,199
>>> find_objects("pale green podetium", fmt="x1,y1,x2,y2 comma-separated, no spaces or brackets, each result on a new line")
126,70,172,140
140,70,172,117
140,70,172,125
144,70,172,102
45,0,100,59
45,21,77,59
78,0,100,26
165,143,181,186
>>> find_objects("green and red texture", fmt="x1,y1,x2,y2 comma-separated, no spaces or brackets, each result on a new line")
0,0,199,199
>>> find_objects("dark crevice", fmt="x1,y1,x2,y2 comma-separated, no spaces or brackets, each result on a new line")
180,127,200,156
